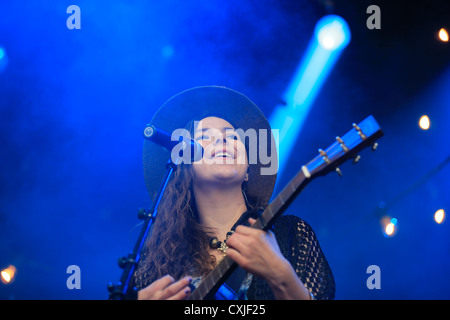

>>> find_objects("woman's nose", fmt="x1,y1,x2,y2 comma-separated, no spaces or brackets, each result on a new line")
213,134,228,145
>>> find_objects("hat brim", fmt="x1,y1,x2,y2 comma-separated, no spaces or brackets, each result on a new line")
143,86,277,208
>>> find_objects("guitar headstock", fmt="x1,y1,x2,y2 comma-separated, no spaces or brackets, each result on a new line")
303,115,383,179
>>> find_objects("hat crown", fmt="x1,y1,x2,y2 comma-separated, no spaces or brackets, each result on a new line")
143,86,277,207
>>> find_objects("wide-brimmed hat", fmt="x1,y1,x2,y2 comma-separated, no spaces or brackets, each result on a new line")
143,86,278,208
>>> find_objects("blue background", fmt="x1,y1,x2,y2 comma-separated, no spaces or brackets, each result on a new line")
1,0,449,299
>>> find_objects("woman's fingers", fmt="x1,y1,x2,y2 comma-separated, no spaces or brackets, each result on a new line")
138,275,174,300
153,274,176,290
225,246,247,268
137,275,192,300
226,219,286,280
165,276,192,300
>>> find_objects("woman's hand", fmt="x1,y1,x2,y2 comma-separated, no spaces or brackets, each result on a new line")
225,218,289,284
137,274,192,300
226,218,311,300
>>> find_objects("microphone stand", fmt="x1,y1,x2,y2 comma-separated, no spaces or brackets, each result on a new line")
108,156,179,300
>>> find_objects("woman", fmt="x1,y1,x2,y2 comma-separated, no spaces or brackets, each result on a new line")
135,86,335,300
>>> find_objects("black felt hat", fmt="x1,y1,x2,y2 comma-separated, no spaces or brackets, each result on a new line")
143,86,278,208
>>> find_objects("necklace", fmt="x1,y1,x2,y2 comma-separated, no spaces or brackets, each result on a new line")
209,231,234,256
207,209,260,256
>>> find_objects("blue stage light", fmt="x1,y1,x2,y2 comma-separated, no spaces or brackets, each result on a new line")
315,15,351,51
269,15,351,184
0,46,8,72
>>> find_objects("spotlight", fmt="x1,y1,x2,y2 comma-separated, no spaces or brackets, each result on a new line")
438,28,449,42
315,15,351,51
419,115,430,130
269,15,351,180
434,209,445,224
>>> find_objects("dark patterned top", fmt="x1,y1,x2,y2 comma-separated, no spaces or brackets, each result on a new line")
135,215,335,300
246,215,335,300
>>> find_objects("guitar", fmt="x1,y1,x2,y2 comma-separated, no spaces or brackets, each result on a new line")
187,115,383,300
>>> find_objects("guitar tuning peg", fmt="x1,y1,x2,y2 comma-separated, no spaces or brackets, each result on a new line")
336,167,343,177
353,155,361,164
318,148,331,164
353,123,367,140
372,142,378,151
336,136,349,152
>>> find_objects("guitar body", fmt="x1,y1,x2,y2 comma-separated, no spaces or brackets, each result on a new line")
206,266,247,300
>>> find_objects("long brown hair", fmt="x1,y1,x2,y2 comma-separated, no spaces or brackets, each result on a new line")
135,115,260,288
135,161,213,286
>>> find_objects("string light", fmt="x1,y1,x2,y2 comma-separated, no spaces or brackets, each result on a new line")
381,216,398,238
434,209,445,224
385,222,395,236
419,115,430,130
438,28,449,42
0,265,17,285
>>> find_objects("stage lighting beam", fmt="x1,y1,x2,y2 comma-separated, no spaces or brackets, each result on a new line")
0,45,8,72
269,15,351,182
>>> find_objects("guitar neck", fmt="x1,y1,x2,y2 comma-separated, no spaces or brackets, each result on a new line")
254,168,310,231
187,115,383,300
187,255,237,300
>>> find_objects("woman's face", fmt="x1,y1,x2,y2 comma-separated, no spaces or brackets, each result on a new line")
192,116,248,186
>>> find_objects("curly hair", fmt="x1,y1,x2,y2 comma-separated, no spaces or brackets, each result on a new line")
134,161,214,284
134,115,261,287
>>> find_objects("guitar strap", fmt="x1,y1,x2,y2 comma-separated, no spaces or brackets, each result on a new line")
214,208,263,300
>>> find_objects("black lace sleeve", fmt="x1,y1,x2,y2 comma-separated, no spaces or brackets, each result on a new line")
247,215,335,300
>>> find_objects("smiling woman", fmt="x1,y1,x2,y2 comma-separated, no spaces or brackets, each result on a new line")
134,86,335,300
193,116,248,174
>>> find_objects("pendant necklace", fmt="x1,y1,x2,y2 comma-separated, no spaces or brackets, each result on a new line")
209,230,234,256
207,209,260,256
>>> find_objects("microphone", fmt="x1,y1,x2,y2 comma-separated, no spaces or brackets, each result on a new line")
143,124,204,163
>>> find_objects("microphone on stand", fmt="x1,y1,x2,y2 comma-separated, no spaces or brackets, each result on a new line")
143,124,204,163
109,124,203,300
